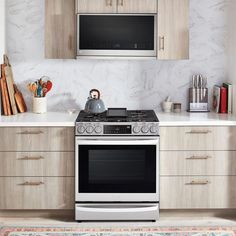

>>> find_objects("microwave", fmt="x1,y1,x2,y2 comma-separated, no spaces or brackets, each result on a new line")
77,14,157,58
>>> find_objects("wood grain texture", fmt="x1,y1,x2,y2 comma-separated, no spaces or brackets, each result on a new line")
160,151,236,176
77,0,117,13
117,0,157,13
160,126,236,151
0,177,74,209
160,176,236,209
45,0,76,59
158,0,189,60
0,127,74,151
0,152,74,177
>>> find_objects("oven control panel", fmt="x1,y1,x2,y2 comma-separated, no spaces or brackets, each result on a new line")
76,123,159,136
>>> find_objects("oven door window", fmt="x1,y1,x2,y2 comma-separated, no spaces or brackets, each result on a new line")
79,15,155,51
79,145,156,193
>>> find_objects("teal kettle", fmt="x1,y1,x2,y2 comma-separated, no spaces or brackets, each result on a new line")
85,89,106,114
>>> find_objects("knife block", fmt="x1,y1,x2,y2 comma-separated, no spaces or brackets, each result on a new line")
188,88,209,112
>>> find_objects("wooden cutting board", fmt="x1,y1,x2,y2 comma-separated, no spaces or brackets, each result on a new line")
13,84,27,113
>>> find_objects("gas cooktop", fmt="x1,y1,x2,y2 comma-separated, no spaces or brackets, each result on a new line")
76,109,158,123
76,108,159,136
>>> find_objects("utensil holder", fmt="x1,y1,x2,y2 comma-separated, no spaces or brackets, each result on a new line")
33,97,47,114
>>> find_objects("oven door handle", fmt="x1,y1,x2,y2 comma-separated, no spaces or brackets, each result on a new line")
76,139,159,145
76,205,158,213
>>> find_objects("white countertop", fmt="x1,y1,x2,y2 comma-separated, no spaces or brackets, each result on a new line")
157,112,236,126
0,112,77,127
0,111,236,127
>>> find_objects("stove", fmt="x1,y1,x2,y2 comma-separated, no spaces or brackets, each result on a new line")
75,108,159,222
76,108,159,136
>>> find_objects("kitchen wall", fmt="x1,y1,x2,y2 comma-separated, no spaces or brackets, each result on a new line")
0,0,6,57
6,0,227,112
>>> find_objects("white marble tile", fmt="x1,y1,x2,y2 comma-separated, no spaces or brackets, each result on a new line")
6,0,228,112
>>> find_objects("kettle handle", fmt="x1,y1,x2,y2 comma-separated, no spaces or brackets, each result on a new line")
90,89,100,99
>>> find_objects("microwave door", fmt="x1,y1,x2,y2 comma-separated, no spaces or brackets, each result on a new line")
77,14,157,57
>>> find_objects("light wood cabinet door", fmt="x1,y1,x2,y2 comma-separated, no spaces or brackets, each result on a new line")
77,0,117,13
0,177,74,209
0,152,74,177
0,127,74,152
45,0,76,59
117,0,157,13
158,0,189,60
160,151,236,176
160,126,236,151
160,176,236,209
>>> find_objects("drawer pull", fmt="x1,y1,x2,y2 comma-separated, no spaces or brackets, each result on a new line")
18,156,44,161
186,130,212,134
186,155,212,160
186,180,209,185
20,181,44,186
118,0,124,6
159,36,165,50
106,0,112,6
17,130,44,135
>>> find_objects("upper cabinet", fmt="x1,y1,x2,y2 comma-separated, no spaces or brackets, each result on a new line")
77,0,157,14
158,0,189,60
45,0,189,60
117,0,157,13
45,0,76,59
77,0,117,13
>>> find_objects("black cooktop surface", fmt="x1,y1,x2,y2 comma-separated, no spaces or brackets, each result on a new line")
76,109,159,123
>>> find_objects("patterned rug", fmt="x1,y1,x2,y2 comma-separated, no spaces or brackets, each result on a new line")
0,227,235,236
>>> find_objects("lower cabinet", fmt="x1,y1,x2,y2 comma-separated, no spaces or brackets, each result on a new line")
160,176,236,209
0,177,74,209
0,127,75,211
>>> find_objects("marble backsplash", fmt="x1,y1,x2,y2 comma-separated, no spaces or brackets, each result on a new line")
6,0,227,112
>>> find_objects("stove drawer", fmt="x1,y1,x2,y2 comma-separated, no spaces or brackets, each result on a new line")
0,152,74,177
160,126,236,151
0,177,74,209
160,176,236,209
0,127,74,151
160,151,236,176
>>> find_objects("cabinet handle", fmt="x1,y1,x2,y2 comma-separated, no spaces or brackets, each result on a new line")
18,156,44,161
186,130,212,134
186,180,210,185
106,0,112,6
159,36,164,50
17,130,44,135
118,0,124,6
20,181,44,186
186,155,212,160
68,35,73,51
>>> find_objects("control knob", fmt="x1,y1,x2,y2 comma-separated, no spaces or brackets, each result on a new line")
150,126,158,134
141,126,149,134
95,126,102,134
77,126,85,134
133,126,141,134
86,125,94,134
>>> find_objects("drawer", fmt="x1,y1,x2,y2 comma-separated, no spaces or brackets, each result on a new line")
0,127,74,151
0,177,74,209
160,176,236,209
0,152,74,177
160,151,236,176
160,126,236,151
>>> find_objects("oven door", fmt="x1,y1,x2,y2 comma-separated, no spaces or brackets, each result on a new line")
77,14,157,58
75,137,159,202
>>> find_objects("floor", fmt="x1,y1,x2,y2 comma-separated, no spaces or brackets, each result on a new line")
1,212,236,227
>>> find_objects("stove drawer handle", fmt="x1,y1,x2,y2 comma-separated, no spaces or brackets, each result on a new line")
76,205,158,213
